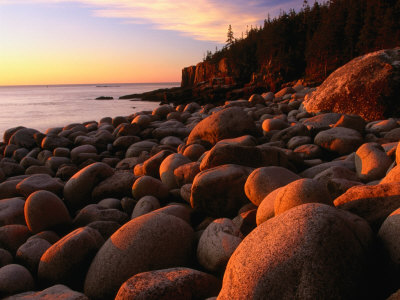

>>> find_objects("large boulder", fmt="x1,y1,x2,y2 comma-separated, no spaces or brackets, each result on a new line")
303,48,400,121
84,212,194,300
187,107,258,146
218,203,373,299
0,264,35,297
0,197,26,226
4,284,88,300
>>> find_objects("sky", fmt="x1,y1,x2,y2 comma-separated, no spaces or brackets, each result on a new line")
0,0,308,85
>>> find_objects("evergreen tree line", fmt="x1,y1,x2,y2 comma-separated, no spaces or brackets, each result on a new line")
205,0,400,87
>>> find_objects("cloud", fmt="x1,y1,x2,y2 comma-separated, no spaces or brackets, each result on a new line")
0,0,304,42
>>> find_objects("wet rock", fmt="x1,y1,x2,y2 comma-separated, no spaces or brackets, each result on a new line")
84,212,194,300
116,267,221,300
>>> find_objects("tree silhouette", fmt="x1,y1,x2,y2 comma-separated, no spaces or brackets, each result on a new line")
226,24,235,47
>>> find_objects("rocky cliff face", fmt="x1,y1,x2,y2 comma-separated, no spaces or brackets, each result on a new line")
181,58,235,88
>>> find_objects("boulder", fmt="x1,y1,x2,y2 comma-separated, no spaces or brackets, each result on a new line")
91,170,135,201
9,128,39,149
73,204,128,227
0,249,13,268
159,154,191,190
191,164,252,217
115,267,221,300
0,264,35,297
182,144,206,161
38,227,104,289
378,208,400,269
355,143,393,182
200,144,290,171
4,284,89,300
131,196,160,219
0,225,31,254
256,187,282,225
15,238,52,273
314,127,363,155
218,203,373,299
197,218,242,272
16,174,64,197
244,167,300,206
381,165,400,184
125,141,158,158
84,212,194,300
64,162,114,211
173,162,201,186
303,48,400,121
187,107,258,146
142,150,174,178
274,178,332,215
24,190,71,233
334,182,400,230
41,135,72,151
0,197,26,226
132,176,169,201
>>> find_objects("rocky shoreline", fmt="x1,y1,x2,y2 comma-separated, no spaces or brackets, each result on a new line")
1,48,400,299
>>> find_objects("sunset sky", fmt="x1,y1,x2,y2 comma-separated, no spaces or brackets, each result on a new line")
0,0,308,86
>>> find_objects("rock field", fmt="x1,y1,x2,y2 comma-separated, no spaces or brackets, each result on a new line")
1,76,400,299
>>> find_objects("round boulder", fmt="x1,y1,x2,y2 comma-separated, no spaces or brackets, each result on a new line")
84,212,194,300
0,197,26,226
355,143,393,182
314,127,363,155
116,267,221,300
132,175,169,201
190,164,252,217
64,162,114,211
0,264,35,297
24,190,71,233
197,218,242,272
187,107,258,146
218,203,373,299
244,166,300,206
38,227,104,289
16,174,64,197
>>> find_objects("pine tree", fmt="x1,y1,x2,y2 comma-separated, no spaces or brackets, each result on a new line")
226,25,234,47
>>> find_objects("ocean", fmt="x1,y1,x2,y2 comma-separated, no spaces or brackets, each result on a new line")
0,83,179,137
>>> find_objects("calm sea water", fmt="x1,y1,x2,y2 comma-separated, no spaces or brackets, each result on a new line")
0,83,178,137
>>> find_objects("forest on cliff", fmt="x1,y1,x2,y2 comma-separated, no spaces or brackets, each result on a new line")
205,0,400,89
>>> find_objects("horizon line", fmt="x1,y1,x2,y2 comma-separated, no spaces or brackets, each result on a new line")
0,81,181,88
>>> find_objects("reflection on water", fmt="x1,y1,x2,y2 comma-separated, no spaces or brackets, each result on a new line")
0,83,178,135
